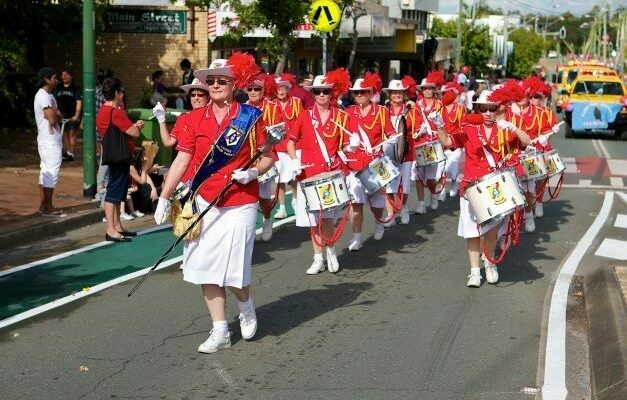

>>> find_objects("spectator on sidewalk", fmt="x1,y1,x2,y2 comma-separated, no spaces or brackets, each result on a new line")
179,58,194,109
121,146,159,221
95,68,114,200
34,67,66,218
96,77,142,242
55,68,82,162
150,70,168,107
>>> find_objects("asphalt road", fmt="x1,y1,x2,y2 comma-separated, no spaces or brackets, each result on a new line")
0,125,625,400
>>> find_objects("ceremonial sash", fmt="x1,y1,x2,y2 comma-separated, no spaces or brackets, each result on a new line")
183,104,262,206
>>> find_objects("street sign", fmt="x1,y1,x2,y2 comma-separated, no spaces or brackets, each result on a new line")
308,0,341,33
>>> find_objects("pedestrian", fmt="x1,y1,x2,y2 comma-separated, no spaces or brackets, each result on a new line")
95,68,114,200
96,77,142,242
153,53,275,353
55,68,82,162
179,58,194,109
150,70,168,106
289,71,315,110
34,67,66,218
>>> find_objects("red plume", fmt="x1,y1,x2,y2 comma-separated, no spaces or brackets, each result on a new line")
401,75,417,99
325,68,351,101
262,73,277,99
363,71,382,93
522,76,545,97
227,51,260,89
441,90,457,106
462,113,484,125
279,72,296,87
426,70,445,87
443,81,464,96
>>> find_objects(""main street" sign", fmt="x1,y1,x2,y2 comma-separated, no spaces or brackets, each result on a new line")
104,9,187,34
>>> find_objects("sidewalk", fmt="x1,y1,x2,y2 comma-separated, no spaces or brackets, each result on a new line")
0,160,103,249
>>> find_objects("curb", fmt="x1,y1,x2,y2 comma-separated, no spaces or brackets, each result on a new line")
585,264,627,400
0,205,104,250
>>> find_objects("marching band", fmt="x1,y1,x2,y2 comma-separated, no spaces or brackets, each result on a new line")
152,53,565,352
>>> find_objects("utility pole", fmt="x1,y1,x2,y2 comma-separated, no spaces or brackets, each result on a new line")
602,3,608,62
456,0,462,69
82,0,96,198
503,5,509,77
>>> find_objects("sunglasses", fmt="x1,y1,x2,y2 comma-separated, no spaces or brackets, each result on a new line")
312,89,331,96
352,90,368,95
246,86,263,92
205,78,232,86
478,105,498,113
532,93,544,99
189,92,207,98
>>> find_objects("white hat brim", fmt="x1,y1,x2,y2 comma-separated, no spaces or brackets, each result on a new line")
194,67,234,84
305,84,333,90
181,83,209,93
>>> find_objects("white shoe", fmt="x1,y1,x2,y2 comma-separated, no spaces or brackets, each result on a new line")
438,189,447,201
373,223,384,240
535,202,544,218
274,207,287,219
198,329,231,353
466,272,482,288
261,218,273,241
524,212,535,233
326,247,340,273
400,209,410,225
131,210,145,218
348,238,362,251
239,310,257,340
485,263,499,284
306,256,326,274
414,202,426,214
449,181,459,197
120,213,134,221
430,195,439,210
383,218,396,228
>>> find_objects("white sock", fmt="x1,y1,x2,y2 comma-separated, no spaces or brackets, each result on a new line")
470,267,481,276
313,252,323,261
524,211,533,219
326,246,336,256
401,206,408,213
212,320,228,333
352,233,362,242
237,298,254,316
418,200,425,206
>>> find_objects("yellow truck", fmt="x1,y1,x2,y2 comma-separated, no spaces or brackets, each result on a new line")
553,61,618,113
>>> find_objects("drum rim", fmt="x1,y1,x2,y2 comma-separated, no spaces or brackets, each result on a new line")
300,170,344,185
465,167,516,189
477,208,516,227
416,140,443,147
300,176,351,212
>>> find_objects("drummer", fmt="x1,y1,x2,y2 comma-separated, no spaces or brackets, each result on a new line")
529,79,559,218
510,76,545,233
274,73,305,219
430,90,531,287
413,72,445,213
287,69,351,274
438,81,466,199
343,72,396,251
381,77,419,226
245,72,284,241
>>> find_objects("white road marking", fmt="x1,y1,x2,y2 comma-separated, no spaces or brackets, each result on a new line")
562,184,626,190
595,238,627,260
618,192,627,204
0,216,296,329
563,157,577,174
607,159,627,176
615,214,627,229
542,191,614,400
591,139,603,158
609,177,624,188
578,179,592,186
593,139,611,159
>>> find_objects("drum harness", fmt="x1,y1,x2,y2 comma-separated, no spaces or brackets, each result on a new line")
414,105,447,195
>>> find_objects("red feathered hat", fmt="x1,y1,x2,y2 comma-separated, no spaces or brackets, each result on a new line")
248,72,278,99
350,71,382,93
226,52,261,89
522,76,546,97
324,68,351,101
275,73,296,89
401,75,417,98
420,70,445,88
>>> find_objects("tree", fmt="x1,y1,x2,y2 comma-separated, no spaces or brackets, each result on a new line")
507,28,546,78
431,17,457,38
431,17,492,76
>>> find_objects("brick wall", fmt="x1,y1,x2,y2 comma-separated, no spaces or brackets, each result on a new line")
45,6,208,109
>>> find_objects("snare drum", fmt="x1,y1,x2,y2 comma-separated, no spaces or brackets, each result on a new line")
519,151,548,181
414,140,445,167
300,171,351,212
543,150,566,177
355,155,400,195
258,165,278,184
464,168,525,226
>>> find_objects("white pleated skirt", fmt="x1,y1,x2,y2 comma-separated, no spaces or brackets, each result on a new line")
182,196,257,288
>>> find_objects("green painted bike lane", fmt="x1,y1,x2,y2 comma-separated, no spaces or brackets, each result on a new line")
0,195,294,322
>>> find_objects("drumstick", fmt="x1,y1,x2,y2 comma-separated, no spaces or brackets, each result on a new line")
371,133,403,151
530,122,563,145
296,163,314,170
331,119,360,139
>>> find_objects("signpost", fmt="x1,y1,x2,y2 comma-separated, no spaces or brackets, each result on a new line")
308,0,341,74
103,9,187,34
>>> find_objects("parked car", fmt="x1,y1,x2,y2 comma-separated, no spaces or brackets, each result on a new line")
548,50,558,58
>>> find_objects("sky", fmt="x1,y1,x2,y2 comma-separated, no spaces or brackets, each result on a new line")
438,0,621,16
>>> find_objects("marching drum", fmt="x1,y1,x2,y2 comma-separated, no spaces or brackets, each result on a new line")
258,165,278,184
300,171,351,213
464,168,525,226
383,138,407,165
518,151,548,181
543,150,566,177
414,140,446,167
355,155,400,195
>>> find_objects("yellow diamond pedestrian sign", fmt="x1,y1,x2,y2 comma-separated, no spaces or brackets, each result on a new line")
309,0,341,33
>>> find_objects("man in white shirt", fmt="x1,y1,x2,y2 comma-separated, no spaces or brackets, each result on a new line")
34,67,66,217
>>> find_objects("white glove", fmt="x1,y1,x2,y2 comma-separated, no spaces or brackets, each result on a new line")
497,120,516,131
349,133,360,148
551,124,560,134
289,158,302,174
412,122,429,139
386,134,399,144
152,102,166,124
232,168,259,185
427,112,444,128
537,134,549,146
154,197,171,225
